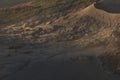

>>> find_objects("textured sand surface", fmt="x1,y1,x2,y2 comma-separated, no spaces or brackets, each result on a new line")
0,1,120,80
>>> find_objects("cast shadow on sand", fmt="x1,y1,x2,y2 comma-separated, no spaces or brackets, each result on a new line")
94,3,120,13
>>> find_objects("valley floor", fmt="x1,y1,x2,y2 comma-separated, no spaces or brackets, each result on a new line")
0,44,120,80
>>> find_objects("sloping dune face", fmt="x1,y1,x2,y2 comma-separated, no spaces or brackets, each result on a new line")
95,0,120,13
47,4,120,47
1,3,120,49
0,0,119,48
81,3,120,74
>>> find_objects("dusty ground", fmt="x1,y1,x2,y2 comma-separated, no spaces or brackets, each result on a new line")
0,43,120,80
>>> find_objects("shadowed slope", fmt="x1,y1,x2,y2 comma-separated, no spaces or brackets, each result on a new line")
95,0,120,13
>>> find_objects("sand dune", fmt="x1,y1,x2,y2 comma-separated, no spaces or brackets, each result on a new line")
0,1,120,80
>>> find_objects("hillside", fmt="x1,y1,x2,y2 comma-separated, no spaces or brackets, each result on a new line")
0,0,31,8
0,0,120,47
0,0,95,24
0,0,120,80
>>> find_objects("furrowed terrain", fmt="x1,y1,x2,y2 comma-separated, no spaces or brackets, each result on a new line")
0,0,120,80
